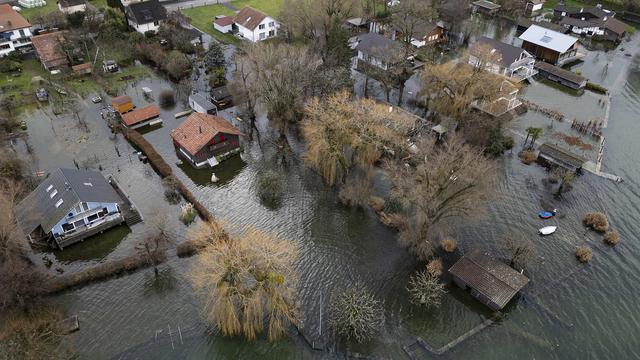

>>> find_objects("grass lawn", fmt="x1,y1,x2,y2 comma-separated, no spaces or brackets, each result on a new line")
19,0,110,23
0,59,47,108
543,0,625,10
183,0,284,44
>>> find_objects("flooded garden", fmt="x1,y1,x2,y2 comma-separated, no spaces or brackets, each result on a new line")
3,12,640,360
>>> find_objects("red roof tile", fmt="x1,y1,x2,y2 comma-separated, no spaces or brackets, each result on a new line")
214,16,234,26
111,95,132,105
121,104,160,126
31,31,69,69
171,113,244,156
0,4,31,31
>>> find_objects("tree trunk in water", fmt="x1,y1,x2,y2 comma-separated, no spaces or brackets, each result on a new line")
386,89,391,102
364,77,369,98
397,82,405,106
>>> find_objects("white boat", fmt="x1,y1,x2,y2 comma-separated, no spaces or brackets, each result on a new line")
539,226,557,235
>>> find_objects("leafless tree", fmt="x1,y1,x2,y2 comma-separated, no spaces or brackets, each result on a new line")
408,269,446,307
330,283,384,343
137,212,172,277
502,237,536,269
384,135,496,259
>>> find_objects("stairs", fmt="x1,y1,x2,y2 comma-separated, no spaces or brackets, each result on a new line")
122,205,143,226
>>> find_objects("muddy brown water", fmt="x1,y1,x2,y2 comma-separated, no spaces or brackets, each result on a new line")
10,19,640,359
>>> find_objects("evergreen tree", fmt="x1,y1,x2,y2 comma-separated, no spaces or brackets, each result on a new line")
324,18,352,69
204,42,226,72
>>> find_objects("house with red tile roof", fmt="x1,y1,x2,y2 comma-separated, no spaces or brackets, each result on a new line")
171,113,244,168
0,4,33,57
31,31,69,71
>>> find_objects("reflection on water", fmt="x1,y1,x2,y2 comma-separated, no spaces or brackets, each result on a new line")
50,225,131,263
142,267,178,297
177,153,246,187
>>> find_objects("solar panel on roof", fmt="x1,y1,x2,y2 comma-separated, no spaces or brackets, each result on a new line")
540,35,552,43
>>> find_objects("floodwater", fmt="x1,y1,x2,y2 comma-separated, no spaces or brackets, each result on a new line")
12,19,640,360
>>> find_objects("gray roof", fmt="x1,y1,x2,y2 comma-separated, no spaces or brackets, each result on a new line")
519,24,577,53
538,142,586,168
473,36,529,67
535,61,586,85
449,252,529,309
15,169,120,234
126,0,167,25
355,32,403,60
189,93,215,111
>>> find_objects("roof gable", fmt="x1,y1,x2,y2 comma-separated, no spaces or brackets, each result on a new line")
234,6,268,31
519,24,577,53
0,4,31,31
15,169,121,234
121,104,160,126
171,113,244,156
355,32,403,60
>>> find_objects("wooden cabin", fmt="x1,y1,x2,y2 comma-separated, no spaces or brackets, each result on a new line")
112,95,133,114
171,113,244,168
537,142,586,173
519,25,579,66
120,104,161,129
449,252,529,311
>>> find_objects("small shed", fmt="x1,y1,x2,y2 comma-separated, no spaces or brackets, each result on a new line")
121,104,161,129
72,63,92,75
112,95,133,114
189,92,216,114
471,0,501,15
449,252,529,311
534,61,587,90
214,15,234,33
211,86,233,109
537,142,586,173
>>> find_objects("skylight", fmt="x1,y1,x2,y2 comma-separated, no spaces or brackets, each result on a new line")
540,35,553,43
55,199,64,208
46,185,53,192
50,189,58,198
83,182,93,187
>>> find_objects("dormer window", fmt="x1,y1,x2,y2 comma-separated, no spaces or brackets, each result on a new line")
46,185,53,192
50,189,58,198
259,24,265,30
55,199,64,208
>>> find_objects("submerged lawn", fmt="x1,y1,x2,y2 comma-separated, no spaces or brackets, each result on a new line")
183,0,284,44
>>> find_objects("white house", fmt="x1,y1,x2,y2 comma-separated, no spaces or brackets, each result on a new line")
0,4,33,57
354,32,404,71
189,92,216,114
469,36,537,81
15,169,126,249
58,0,87,14
233,6,278,42
125,0,167,34
213,15,233,33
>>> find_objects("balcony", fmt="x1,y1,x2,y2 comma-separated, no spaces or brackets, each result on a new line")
55,213,124,249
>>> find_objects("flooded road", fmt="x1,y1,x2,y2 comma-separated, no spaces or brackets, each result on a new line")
15,19,640,360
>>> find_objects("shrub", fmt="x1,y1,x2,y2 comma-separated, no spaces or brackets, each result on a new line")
179,203,197,225
586,82,608,94
330,284,384,343
408,270,446,308
519,150,537,165
426,258,443,277
583,212,609,232
338,177,371,208
256,170,284,206
162,175,180,204
368,196,385,212
575,246,593,263
163,51,191,80
603,230,620,246
441,237,457,253
378,212,408,231
159,89,176,107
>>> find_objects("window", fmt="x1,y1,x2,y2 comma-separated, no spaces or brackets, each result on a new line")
87,214,99,222
55,199,64,208
269,30,275,37
82,202,88,210
46,185,53,192
259,24,265,30
19,29,25,37
259,32,266,40
154,21,159,26
62,223,74,232
269,22,275,27
50,189,58,198
0,44,11,50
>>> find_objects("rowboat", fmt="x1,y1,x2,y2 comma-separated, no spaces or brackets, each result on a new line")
538,209,557,219
539,226,557,235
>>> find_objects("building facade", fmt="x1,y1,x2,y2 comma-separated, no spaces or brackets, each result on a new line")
519,25,579,65
469,36,537,81
0,4,32,57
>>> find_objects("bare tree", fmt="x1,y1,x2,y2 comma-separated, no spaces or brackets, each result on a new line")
330,283,384,343
407,269,446,307
502,237,536,269
384,135,496,259
552,167,576,196
280,0,356,49
189,226,299,341
137,212,172,277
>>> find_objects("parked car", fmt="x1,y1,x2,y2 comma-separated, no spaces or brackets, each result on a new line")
91,96,103,103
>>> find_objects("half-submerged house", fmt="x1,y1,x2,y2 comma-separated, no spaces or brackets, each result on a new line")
188,92,216,114
15,169,125,249
449,252,529,311
519,25,579,65
537,142,586,173
355,32,404,71
120,104,161,129
171,113,244,168
469,36,537,81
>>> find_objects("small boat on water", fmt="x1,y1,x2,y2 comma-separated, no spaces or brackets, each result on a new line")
539,226,557,235
538,209,557,219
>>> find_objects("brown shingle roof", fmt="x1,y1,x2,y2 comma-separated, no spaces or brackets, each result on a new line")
0,4,31,31
449,252,529,309
234,6,266,31
31,31,69,69
111,95,132,106
603,17,627,35
121,104,160,126
171,113,244,156
214,16,234,26
535,61,586,85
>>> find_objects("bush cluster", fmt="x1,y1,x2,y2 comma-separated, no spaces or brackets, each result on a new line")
441,237,457,253
575,246,593,263
583,212,609,232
